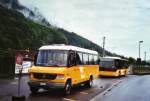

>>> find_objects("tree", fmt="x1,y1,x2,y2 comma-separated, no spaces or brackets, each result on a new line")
128,57,136,65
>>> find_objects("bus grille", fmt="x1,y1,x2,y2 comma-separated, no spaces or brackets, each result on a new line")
33,73,57,80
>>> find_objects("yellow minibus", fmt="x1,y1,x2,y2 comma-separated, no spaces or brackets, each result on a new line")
28,44,99,95
99,57,128,77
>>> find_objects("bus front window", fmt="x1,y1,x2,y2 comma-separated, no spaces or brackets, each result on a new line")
36,50,68,67
100,61,114,68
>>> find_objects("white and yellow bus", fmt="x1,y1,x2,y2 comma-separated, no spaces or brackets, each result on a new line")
28,45,99,95
99,57,129,77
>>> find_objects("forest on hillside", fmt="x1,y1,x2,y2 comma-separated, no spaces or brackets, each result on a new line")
0,5,115,57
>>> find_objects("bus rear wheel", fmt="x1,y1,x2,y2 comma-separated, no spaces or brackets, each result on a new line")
123,71,126,77
118,71,121,77
64,81,72,95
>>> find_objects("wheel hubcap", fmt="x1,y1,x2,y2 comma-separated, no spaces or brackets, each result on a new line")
66,83,71,94
90,79,93,86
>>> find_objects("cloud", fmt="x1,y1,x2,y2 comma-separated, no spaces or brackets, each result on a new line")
19,0,150,59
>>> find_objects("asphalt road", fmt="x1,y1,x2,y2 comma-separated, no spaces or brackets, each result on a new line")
96,75,150,101
0,75,135,101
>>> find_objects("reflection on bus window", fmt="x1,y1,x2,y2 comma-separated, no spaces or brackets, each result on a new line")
94,55,99,65
78,52,83,64
36,50,68,67
76,53,82,65
89,54,94,65
83,53,89,65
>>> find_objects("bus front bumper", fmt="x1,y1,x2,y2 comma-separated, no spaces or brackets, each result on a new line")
99,71,118,77
28,81,65,89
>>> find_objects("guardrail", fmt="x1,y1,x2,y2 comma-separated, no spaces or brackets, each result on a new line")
132,65,150,75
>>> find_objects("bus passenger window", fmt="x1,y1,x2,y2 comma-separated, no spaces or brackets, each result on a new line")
68,52,76,67
94,55,98,65
115,60,122,68
77,52,82,65
83,54,89,65
89,55,94,65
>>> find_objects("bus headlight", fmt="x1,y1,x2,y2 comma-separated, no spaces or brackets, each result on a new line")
56,74,64,79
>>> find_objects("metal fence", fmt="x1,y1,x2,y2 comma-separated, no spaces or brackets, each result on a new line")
130,65,150,75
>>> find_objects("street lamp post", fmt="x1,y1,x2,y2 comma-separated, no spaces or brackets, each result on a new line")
139,40,143,59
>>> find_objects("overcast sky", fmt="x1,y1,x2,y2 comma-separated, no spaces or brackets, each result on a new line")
19,0,150,59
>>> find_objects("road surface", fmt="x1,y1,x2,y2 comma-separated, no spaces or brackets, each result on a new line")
96,75,150,101
0,75,135,101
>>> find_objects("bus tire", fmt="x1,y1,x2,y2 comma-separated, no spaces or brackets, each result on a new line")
30,87,38,93
118,71,121,77
85,76,93,88
64,80,72,95
123,71,126,77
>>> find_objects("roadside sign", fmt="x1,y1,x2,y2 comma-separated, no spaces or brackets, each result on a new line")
14,54,26,100
16,54,23,65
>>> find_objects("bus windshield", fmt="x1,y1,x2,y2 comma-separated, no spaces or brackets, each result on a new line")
100,61,114,68
36,50,68,67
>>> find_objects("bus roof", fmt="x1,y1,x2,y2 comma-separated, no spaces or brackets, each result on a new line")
100,56,128,61
102,56,121,59
39,45,98,55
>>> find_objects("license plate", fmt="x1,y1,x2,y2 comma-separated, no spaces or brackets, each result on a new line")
40,82,46,85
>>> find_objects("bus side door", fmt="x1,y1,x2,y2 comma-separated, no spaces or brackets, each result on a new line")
68,51,81,84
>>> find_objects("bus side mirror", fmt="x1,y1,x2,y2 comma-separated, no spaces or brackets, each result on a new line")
67,59,71,68
34,52,38,66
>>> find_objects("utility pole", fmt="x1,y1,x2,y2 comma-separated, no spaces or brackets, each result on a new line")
102,36,106,57
144,51,147,61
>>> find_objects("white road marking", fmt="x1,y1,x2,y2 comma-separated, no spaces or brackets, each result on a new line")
63,98,76,101
10,82,17,85
80,92,88,95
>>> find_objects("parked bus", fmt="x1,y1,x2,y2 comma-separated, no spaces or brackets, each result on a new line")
28,45,99,95
99,57,129,77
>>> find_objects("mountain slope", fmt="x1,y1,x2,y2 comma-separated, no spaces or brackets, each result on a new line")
0,4,116,57
0,0,51,26
0,5,66,50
